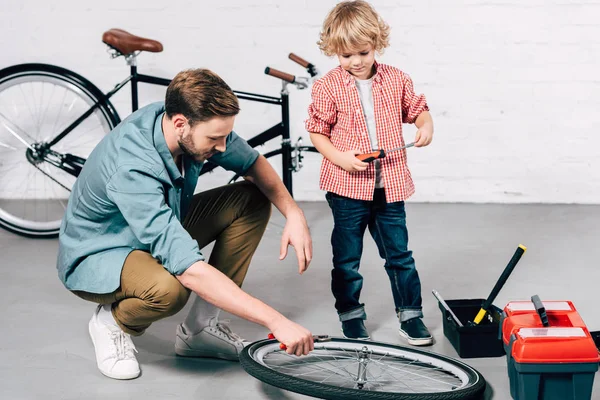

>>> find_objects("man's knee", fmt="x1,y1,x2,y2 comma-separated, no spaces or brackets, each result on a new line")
144,277,190,316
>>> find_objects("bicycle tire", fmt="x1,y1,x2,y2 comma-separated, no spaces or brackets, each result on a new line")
240,338,486,400
0,63,120,238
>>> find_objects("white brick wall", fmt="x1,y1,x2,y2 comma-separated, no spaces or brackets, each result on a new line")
2,0,599,203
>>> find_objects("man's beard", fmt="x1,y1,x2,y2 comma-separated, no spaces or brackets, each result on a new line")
178,137,203,161
178,140,194,157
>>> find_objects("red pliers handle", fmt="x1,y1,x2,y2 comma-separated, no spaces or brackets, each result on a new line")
356,149,385,163
267,333,287,350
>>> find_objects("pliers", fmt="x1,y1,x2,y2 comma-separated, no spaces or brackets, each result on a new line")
268,333,331,350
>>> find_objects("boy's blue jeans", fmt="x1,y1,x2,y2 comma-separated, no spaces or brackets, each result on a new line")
325,189,423,323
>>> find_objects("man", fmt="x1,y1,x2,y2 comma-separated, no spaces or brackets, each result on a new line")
57,68,314,380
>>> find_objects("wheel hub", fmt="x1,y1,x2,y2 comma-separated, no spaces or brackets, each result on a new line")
25,143,47,165
356,346,371,389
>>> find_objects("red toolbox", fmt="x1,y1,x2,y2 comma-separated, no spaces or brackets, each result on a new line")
501,297,600,400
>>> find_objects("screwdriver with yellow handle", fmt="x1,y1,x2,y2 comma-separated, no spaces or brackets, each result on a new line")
356,142,415,163
471,244,527,325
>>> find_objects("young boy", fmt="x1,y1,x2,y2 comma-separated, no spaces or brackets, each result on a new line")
305,0,434,346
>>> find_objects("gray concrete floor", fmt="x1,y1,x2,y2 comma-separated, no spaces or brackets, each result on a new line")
2,202,600,400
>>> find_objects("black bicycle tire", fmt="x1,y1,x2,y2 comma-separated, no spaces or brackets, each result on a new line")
0,63,120,238
240,338,486,400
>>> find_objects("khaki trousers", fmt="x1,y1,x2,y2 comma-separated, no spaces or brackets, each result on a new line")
72,181,271,336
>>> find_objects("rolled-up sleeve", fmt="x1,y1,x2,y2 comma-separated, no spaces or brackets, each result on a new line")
207,131,259,175
400,72,429,124
106,165,204,276
305,79,337,136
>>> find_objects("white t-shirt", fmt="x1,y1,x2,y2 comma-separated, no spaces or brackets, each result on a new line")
355,76,383,188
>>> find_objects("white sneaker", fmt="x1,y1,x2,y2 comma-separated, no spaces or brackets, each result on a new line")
88,305,140,380
175,318,248,361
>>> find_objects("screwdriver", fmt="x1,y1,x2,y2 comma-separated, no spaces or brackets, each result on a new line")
356,142,415,163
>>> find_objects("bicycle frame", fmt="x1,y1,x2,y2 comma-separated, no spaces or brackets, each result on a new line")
45,59,300,195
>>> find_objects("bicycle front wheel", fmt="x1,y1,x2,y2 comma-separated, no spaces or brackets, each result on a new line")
0,63,119,238
241,337,486,400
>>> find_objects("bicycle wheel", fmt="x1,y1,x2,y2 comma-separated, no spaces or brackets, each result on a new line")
240,337,486,400
0,63,119,238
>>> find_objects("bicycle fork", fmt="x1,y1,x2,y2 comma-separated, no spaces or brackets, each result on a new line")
280,83,293,196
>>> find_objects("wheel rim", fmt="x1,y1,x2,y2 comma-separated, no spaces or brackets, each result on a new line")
0,72,113,233
248,339,481,395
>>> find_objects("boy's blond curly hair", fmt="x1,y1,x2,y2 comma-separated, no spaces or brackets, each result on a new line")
317,0,390,56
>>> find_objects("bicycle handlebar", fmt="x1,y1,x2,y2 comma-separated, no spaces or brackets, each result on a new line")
289,53,319,77
264,67,295,83
288,53,310,68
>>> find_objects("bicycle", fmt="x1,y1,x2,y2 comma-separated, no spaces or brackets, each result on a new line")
0,28,320,238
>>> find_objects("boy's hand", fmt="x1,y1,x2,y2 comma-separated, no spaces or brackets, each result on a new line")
335,150,369,172
414,123,433,147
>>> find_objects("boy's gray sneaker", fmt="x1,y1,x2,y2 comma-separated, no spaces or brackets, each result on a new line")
175,318,248,361
399,318,433,346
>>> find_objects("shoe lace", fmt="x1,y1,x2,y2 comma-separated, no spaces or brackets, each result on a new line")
214,320,245,343
109,330,138,360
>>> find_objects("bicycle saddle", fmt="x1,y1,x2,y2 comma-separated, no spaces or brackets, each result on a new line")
102,28,163,55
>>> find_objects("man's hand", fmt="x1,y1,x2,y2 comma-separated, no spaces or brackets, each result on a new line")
279,207,313,274
414,122,433,147
242,155,313,273
335,150,369,172
269,316,314,356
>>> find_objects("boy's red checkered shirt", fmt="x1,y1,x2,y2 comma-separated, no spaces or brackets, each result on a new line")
305,61,429,203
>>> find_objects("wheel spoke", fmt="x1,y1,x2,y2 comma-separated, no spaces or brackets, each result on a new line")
368,357,459,388
266,352,358,382
0,110,35,149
